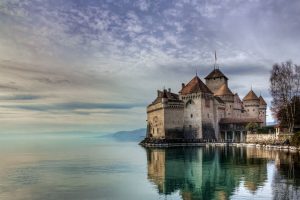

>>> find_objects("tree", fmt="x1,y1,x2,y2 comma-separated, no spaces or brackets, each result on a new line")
277,97,300,128
246,122,259,132
270,61,300,132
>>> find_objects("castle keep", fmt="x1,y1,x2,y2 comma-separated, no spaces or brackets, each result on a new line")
146,67,267,142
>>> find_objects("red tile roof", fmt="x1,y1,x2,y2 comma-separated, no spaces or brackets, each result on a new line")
243,90,259,101
179,76,213,95
259,96,267,105
214,83,234,96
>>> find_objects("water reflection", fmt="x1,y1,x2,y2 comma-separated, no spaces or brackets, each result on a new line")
145,147,300,200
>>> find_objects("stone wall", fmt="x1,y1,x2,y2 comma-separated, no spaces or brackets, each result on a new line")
147,103,165,139
246,133,292,144
243,99,259,118
205,77,227,94
164,106,184,139
181,94,203,139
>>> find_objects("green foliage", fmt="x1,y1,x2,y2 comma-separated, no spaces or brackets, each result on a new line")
291,132,300,147
257,126,275,134
245,122,259,132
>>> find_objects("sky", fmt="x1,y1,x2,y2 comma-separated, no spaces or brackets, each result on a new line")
0,0,300,134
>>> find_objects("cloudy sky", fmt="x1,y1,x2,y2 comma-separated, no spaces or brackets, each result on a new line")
0,0,300,134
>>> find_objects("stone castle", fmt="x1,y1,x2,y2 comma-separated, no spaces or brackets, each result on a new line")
146,67,267,142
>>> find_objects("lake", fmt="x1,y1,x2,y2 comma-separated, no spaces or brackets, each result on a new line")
0,134,300,200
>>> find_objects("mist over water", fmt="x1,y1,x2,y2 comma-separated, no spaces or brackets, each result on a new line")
0,134,299,200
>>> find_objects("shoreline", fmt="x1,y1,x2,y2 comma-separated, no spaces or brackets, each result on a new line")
140,142,300,152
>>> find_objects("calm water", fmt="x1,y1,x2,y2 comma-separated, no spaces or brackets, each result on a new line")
0,134,300,200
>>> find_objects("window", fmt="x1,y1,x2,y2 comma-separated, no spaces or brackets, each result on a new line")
207,113,209,118
253,109,255,111
191,114,193,118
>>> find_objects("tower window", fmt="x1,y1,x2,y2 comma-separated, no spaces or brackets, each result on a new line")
207,113,209,118
191,114,193,118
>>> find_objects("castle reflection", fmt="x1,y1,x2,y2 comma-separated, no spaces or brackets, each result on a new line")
145,147,300,200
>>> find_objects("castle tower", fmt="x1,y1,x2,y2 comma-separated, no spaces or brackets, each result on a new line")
146,89,184,139
242,89,260,119
205,69,229,94
179,75,215,140
258,95,267,126
214,83,234,118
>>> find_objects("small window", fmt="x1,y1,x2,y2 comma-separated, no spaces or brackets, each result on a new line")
253,109,255,111
207,113,209,118
191,114,193,118
247,109,249,112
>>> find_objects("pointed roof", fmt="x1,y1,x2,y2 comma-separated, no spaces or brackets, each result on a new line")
234,93,242,103
214,83,234,96
259,96,267,105
243,90,259,101
205,69,228,80
179,76,212,95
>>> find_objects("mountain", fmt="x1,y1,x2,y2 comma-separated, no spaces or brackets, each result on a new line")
105,128,146,142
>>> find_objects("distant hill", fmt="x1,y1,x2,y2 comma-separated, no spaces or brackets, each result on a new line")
105,128,146,142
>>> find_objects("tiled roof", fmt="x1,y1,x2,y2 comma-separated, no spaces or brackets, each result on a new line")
214,83,234,96
259,96,267,105
219,118,263,124
179,76,213,95
243,90,259,101
205,69,228,80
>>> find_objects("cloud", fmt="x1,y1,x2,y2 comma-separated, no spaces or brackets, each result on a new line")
0,0,299,132
0,94,43,100
1,102,146,112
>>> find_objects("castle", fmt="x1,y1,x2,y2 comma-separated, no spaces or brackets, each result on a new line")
146,67,267,142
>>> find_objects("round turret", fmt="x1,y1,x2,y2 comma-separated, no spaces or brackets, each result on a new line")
243,89,260,118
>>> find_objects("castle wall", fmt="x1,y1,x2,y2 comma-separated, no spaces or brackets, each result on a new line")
259,106,267,126
244,100,260,118
205,77,227,94
181,94,203,139
147,103,165,139
201,95,216,140
164,106,184,139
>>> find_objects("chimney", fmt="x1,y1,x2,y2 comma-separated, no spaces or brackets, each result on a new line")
182,83,185,88
168,88,171,93
157,90,161,97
